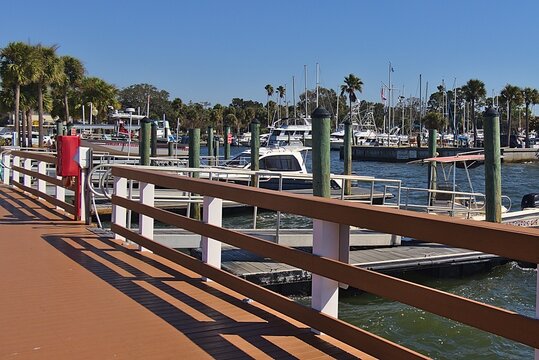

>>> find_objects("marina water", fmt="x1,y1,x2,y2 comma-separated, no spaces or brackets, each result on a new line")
224,147,538,359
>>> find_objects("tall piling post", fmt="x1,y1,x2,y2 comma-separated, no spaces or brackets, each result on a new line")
427,128,437,195
214,137,220,165
168,141,174,157
343,119,353,195
55,120,63,144
140,118,151,166
207,126,214,166
150,121,157,161
312,107,331,198
189,128,201,220
483,107,502,223
224,126,231,160
250,119,260,186
66,121,73,136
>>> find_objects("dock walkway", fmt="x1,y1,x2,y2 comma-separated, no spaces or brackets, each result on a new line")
0,185,369,359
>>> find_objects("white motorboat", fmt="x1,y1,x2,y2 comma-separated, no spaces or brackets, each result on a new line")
265,117,312,147
401,154,539,228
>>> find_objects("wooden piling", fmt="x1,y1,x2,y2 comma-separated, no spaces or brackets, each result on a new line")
343,119,353,195
312,107,331,198
207,126,214,165
55,120,63,140
188,128,201,220
484,108,502,223
140,118,151,166
150,121,157,159
250,119,260,186
224,126,231,160
427,129,437,192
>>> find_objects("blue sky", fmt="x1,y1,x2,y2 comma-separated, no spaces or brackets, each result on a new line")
2,0,539,107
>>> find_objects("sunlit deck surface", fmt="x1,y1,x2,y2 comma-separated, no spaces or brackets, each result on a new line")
0,185,372,359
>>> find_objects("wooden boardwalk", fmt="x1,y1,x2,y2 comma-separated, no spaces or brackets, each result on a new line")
0,185,371,359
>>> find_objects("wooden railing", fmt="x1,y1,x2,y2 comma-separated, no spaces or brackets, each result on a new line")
110,165,539,360
2,149,77,218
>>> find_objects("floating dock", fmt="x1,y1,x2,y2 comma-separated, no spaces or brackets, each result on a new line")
192,242,505,294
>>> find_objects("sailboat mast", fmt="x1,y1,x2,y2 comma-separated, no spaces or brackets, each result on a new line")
419,74,422,122
402,85,405,132
304,65,308,118
453,78,457,144
285,84,289,118
292,76,297,118
336,92,339,131
316,62,320,108
388,62,391,132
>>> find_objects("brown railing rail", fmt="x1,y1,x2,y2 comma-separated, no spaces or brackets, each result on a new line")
8,150,76,216
111,165,539,358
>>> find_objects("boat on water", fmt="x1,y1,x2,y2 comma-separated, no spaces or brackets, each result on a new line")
330,106,379,150
75,110,188,156
218,145,322,190
264,117,312,147
410,154,539,227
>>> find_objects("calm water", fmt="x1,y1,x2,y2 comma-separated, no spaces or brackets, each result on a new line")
223,146,538,359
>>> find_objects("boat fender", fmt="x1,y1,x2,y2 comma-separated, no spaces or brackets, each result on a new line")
521,193,539,210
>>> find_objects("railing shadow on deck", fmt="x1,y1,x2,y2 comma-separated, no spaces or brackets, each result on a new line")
0,185,72,223
109,165,539,359
42,233,363,359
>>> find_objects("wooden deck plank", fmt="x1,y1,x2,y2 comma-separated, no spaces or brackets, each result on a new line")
0,185,374,360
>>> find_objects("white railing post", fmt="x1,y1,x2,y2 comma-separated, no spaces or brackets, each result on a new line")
56,174,65,209
138,181,155,252
23,158,32,190
2,152,10,185
112,175,127,241
201,195,223,281
37,161,46,198
78,147,91,224
12,155,19,184
311,219,350,334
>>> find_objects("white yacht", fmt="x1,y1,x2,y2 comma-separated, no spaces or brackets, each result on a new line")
330,106,379,149
265,117,312,147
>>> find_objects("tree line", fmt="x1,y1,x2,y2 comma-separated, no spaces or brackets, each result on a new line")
1,41,538,148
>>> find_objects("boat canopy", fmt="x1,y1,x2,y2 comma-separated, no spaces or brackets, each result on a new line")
422,154,485,163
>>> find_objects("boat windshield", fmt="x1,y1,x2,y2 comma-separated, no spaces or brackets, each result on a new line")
259,155,302,171
225,151,251,168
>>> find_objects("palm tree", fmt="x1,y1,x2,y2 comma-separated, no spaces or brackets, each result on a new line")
500,84,523,146
461,79,486,147
276,85,285,119
57,55,85,124
522,88,539,148
340,74,363,124
0,42,38,146
81,77,119,122
264,84,274,126
34,44,64,147
422,111,447,131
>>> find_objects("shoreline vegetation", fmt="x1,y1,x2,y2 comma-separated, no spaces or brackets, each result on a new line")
1,41,538,147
